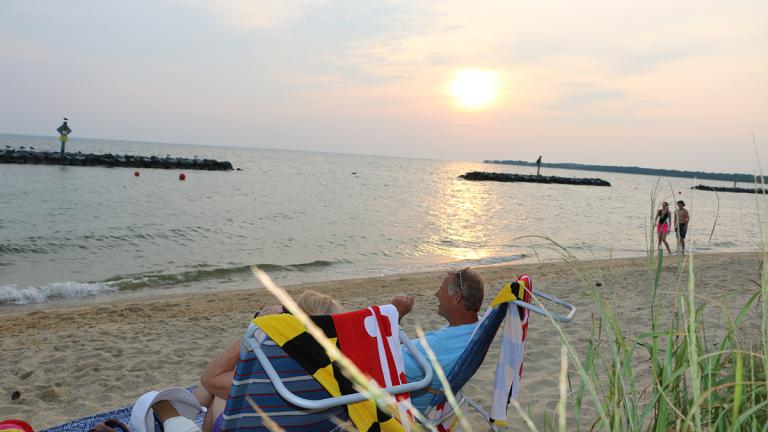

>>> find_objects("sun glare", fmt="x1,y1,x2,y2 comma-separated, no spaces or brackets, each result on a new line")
449,69,500,110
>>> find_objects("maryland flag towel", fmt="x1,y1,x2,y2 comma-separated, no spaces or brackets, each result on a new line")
253,304,412,432
489,274,532,426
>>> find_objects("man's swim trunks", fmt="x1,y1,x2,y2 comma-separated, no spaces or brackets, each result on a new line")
677,223,688,239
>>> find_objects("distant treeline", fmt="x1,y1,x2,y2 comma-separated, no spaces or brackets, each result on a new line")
484,160,763,183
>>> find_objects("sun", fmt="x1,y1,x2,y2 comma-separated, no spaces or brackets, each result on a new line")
449,69,500,110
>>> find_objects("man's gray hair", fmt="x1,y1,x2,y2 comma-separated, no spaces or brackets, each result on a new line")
447,268,484,311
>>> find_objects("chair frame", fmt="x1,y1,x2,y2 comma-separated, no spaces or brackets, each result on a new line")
243,323,434,410
240,288,575,426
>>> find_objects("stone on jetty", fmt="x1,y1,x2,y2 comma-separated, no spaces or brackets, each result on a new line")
459,171,610,186
692,184,766,194
0,149,233,171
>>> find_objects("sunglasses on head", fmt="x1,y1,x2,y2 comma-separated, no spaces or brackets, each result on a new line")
454,266,470,296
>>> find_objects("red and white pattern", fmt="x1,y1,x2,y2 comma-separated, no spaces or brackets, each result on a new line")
333,305,414,428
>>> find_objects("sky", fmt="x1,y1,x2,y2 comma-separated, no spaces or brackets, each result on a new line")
0,1,766,173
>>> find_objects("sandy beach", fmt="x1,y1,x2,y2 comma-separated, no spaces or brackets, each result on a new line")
1,252,764,430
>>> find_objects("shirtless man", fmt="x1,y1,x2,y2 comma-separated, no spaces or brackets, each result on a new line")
675,200,690,254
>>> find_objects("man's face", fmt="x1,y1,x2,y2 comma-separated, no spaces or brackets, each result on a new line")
435,274,459,319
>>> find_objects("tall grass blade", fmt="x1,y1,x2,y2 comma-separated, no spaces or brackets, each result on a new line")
558,344,568,432
732,350,743,423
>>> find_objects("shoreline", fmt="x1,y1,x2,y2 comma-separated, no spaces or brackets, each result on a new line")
1,251,763,429
0,248,750,314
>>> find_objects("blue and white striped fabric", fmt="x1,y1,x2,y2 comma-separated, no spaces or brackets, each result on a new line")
218,339,348,432
41,406,134,432
425,302,509,411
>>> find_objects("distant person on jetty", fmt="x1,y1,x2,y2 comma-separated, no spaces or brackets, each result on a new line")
656,202,673,255
535,155,542,176
675,200,689,254
56,118,72,155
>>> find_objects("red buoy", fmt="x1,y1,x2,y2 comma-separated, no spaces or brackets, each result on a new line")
134,171,140,177
179,173,187,181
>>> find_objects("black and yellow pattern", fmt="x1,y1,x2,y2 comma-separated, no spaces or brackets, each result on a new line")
491,280,524,307
254,313,405,432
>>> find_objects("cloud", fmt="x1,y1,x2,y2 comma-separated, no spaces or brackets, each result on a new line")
182,0,331,29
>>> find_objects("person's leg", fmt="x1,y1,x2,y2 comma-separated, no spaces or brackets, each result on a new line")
680,225,687,254
661,231,672,254
202,397,227,432
154,400,202,432
201,339,240,400
193,385,214,408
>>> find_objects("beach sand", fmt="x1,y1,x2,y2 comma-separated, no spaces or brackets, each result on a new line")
1,252,764,430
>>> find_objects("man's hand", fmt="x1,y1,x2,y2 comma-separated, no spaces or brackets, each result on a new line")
391,295,415,321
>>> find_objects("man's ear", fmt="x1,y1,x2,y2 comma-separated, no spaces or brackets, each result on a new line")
451,290,463,304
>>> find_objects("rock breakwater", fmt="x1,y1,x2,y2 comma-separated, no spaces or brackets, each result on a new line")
460,171,610,186
692,184,766,194
0,149,234,171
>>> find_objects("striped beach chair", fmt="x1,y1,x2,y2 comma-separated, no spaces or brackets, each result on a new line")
217,306,433,432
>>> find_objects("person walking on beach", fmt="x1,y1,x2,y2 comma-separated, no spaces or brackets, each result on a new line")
656,202,673,255
535,155,542,176
675,200,690,255
56,118,72,155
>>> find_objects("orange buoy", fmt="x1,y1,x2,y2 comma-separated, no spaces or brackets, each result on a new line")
179,173,187,181
134,171,140,177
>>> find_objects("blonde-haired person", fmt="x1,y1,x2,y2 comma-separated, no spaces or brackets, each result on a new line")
193,290,344,431
297,289,344,315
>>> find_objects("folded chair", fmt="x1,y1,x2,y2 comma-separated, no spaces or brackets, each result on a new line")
218,275,575,432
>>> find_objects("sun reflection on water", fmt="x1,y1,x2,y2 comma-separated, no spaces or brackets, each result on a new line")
423,165,502,262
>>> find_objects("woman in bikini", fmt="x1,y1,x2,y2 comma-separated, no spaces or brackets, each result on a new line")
656,202,673,255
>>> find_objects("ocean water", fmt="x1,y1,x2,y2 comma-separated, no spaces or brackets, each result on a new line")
1,133,765,307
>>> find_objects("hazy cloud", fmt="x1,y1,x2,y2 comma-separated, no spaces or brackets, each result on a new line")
181,0,332,30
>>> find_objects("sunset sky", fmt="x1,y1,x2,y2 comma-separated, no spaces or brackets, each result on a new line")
1,1,765,172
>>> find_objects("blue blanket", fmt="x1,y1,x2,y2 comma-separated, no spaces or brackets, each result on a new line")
41,389,204,432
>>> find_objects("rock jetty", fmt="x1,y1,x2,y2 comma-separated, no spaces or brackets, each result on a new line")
692,184,766,195
0,149,233,171
460,171,611,186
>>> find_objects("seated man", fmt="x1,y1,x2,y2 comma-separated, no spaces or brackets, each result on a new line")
396,267,484,412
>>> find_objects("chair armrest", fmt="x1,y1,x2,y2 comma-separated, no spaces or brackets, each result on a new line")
514,289,576,323
243,324,433,410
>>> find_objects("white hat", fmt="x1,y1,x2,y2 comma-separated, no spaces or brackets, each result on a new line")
129,387,203,432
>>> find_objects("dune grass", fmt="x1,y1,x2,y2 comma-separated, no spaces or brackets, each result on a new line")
532,186,768,431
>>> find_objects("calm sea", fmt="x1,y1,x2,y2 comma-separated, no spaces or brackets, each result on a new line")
1,133,764,307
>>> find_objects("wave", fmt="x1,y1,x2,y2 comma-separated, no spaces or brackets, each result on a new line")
0,260,343,304
458,254,528,267
0,226,223,256
105,260,343,290
0,281,118,305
